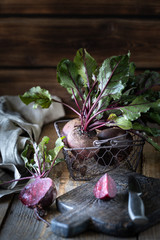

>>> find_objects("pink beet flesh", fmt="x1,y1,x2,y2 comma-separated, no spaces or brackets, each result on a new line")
19,177,57,209
93,173,117,199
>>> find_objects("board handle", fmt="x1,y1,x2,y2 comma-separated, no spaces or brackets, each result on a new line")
51,207,90,237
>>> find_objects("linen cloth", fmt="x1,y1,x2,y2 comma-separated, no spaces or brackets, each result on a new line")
0,95,65,197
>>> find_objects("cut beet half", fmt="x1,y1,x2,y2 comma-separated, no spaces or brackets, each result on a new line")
93,173,117,200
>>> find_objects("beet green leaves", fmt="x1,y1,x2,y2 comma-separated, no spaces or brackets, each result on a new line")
20,48,160,151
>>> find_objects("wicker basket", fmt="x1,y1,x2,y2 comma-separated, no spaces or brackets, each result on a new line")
54,120,145,180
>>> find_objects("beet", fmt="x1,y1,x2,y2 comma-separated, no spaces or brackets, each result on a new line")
62,118,81,139
19,177,57,210
97,128,126,140
62,118,81,146
96,128,133,166
93,173,117,199
0,136,64,225
62,119,98,159
67,125,97,148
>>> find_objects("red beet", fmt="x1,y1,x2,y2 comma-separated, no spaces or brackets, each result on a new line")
93,173,117,199
62,119,98,161
62,118,81,139
19,177,57,214
0,136,64,225
62,118,81,146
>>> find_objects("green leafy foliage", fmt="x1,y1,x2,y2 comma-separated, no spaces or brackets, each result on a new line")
20,86,52,109
74,48,98,89
57,59,84,100
19,48,160,151
21,136,65,176
97,53,130,100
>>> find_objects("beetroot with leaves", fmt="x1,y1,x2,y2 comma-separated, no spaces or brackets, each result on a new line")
0,136,64,222
20,49,160,155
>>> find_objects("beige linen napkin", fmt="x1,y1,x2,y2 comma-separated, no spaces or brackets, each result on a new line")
0,95,65,197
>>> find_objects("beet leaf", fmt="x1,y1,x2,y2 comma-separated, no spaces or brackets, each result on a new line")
21,136,65,178
19,48,160,151
19,86,52,109
0,136,65,188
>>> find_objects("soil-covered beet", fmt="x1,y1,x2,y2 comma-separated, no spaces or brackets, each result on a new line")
66,125,98,159
62,119,98,159
19,177,57,211
62,118,81,139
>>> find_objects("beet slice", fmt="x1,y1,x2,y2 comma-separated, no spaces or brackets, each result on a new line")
93,173,117,199
19,177,57,209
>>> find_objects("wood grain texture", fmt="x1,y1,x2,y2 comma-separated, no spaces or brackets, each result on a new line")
0,194,13,226
0,194,47,240
0,124,160,239
139,224,160,240
51,169,160,238
0,18,160,68
0,69,77,116
141,133,160,239
0,68,155,118
142,139,160,179
0,0,160,238
0,0,160,15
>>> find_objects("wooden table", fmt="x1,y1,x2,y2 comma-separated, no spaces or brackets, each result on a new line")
0,122,160,240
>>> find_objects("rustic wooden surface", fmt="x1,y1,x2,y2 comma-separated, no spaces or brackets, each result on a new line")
0,0,160,15
0,1,160,118
0,0,160,239
52,169,160,238
0,123,160,240
0,18,160,68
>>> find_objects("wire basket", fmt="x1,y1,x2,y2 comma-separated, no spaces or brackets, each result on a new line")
54,120,145,181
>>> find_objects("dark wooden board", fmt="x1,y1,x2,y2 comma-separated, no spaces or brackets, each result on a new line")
0,18,160,68
0,0,160,16
51,168,160,238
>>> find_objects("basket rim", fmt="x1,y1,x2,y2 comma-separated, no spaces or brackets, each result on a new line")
54,119,145,151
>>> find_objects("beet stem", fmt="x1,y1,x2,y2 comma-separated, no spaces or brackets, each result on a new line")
67,65,85,103
72,89,81,113
33,143,42,175
83,60,121,131
52,97,81,117
89,121,108,131
25,166,36,177
34,209,51,227
45,158,56,177
82,80,98,115
0,175,35,186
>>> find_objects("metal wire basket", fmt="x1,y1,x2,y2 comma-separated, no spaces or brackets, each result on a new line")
54,120,145,181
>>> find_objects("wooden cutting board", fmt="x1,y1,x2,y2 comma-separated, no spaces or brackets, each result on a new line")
51,168,160,238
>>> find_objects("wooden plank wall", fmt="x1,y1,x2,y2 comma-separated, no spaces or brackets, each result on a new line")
0,0,160,116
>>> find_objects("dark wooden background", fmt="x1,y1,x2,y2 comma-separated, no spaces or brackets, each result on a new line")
0,0,160,116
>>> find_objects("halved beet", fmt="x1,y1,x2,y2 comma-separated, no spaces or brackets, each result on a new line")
19,177,57,209
93,173,117,199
